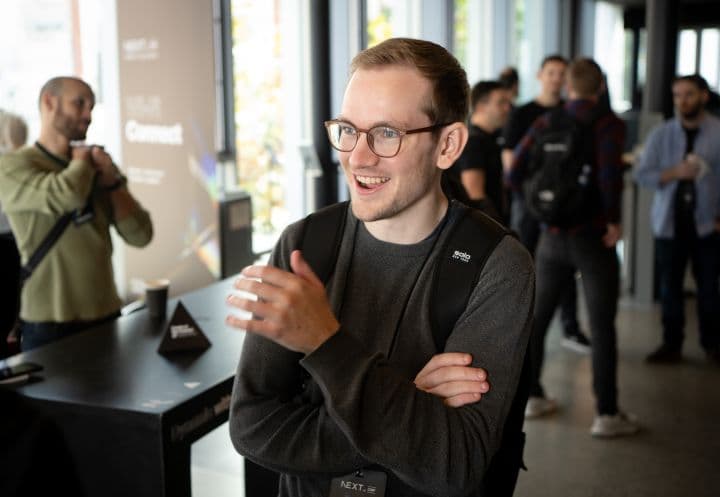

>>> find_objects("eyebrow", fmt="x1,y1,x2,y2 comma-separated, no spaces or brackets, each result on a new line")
335,115,413,129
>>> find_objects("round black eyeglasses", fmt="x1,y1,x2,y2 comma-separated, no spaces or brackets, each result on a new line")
324,120,451,158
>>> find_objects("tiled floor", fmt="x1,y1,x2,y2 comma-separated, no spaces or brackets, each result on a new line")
191,298,720,497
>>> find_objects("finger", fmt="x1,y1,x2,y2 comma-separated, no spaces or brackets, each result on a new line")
414,353,473,379
226,295,276,319
421,380,490,398
415,365,487,389
225,314,278,337
444,392,483,408
290,250,324,288
232,277,285,303
242,264,300,289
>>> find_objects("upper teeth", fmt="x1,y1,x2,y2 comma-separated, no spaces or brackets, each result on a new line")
356,175,389,185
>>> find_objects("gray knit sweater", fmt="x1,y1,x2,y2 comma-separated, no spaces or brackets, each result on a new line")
230,202,534,497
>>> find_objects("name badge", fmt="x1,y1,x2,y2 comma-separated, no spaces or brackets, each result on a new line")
329,469,387,497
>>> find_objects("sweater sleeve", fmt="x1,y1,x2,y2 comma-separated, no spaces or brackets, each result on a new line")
229,221,371,476
0,153,96,215
113,203,153,247
300,237,534,496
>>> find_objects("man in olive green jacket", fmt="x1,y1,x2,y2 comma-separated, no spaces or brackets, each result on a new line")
0,76,153,351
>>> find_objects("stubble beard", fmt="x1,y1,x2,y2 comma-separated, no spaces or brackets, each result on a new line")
53,110,88,142
349,158,439,223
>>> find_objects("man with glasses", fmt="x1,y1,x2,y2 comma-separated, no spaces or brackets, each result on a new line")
227,38,534,496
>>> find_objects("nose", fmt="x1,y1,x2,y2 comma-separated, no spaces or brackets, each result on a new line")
347,131,380,168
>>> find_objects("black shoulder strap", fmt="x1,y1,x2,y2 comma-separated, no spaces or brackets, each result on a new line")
20,212,74,286
429,204,508,350
297,201,349,284
298,201,507,346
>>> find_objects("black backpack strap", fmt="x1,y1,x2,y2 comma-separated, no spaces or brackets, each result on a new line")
20,212,74,286
297,201,349,283
429,204,508,350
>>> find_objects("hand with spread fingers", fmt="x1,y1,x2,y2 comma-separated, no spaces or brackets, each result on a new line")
226,250,340,354
414,352,490,407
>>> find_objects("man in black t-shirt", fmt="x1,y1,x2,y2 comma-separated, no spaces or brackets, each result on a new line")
503,54,592,353
451,81,512,223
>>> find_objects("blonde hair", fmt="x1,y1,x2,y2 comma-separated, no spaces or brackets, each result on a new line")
350,38,469,126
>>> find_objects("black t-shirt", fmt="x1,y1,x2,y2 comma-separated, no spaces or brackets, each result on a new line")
502,100,563,150
674,126,700,238
453,125,505,219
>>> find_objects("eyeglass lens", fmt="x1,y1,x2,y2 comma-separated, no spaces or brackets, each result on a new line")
326,122,401,157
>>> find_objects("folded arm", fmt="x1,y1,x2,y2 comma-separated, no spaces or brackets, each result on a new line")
229,232,533,495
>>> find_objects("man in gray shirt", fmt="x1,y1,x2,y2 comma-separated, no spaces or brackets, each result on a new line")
227,38,534,497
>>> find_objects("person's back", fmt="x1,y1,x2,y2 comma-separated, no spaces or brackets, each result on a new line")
503,55,591,354
508,57,638,438
226,38,534,496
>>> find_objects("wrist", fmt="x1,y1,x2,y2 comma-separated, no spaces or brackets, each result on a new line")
103,173,126,191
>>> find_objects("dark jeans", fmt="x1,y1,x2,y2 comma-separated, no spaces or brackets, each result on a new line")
655,233,720,351
20,312,120,352
530,231,620,415
0,233,21,358
511,193,582,336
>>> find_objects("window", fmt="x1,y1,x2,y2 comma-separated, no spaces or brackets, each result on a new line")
0,0,118,151
365,0,419,47
699,28,719,90
593,1,631,112
230,0,308,241
677,29,698,75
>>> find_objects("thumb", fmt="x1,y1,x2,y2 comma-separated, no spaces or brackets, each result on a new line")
290,250,323,288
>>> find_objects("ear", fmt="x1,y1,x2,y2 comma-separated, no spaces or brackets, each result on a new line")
40,91,58,114
435,122,468,171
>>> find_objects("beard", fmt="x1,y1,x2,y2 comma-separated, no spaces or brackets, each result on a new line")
53,108,89,141
679,101,704,120
348,157,440,223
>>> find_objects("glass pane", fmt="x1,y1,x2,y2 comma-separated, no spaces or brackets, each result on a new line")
699,28,719,90
677,29,697,76
637,29,647,87
231,0,304,237
453,0,469,67
624,28,635,108
0,0,76,138
366,0,416,48
593,1,631,112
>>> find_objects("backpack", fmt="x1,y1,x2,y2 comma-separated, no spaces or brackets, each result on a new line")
298,201,530,497
523,108,601,228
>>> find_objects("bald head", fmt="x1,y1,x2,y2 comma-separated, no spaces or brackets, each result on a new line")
38,77,94,110
38,76,95,142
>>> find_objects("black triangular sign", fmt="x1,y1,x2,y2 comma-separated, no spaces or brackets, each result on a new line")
157,301,211,355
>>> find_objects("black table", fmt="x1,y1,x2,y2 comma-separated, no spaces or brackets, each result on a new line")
7,278,246,497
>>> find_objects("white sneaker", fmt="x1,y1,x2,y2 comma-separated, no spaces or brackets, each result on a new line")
524,396,558,419
590,412,640,438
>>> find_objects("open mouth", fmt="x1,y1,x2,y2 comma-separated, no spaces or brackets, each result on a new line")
355,174,390,191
